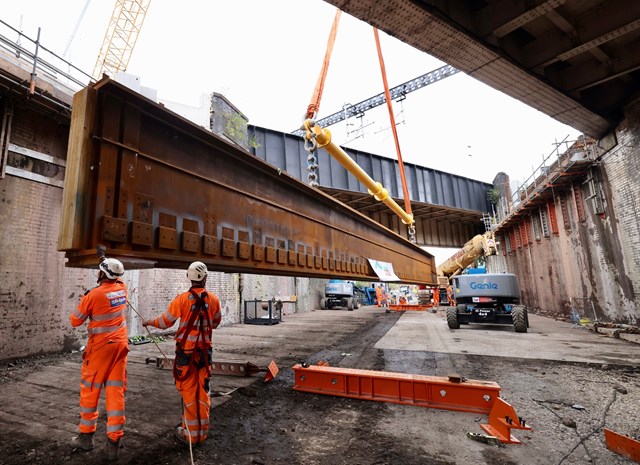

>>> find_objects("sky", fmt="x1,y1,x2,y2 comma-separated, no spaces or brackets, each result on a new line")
2,0,582,263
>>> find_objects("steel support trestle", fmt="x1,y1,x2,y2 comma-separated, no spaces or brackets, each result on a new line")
604,428,640,462
293,363,499,414
293,363,531,444
146,357,279,382
387,304,432,311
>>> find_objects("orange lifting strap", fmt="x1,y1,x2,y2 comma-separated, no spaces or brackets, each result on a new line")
302,12,416,239
373,27,412,218
306,9,342,120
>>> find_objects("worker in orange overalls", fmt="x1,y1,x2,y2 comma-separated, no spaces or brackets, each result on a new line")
375,285,383,307
70,258,128,461
143,262,222,446
381,288,389,308
446,285,455,306
433,287,440,306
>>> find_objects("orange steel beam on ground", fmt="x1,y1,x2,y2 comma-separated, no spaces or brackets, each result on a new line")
293,363,500,415
605,428,640,463
146,357,279,382
293,363,531,444
57,78,436,284
387,304,433,311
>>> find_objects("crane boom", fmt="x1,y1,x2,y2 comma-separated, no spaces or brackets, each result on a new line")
92,0,151,79
292,64,459,136
436,231,497,285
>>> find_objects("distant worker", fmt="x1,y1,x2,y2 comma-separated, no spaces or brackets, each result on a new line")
446,285,455,306
399,295,408,305
70,258,128,461
433,287,440,306
381,288,389,308
143,262,222,446
375,285,383,307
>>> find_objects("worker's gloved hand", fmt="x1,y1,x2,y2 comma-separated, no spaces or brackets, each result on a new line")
142,320,151,327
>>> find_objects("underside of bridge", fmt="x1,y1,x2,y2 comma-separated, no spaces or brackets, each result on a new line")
323,0,640,138
320,187,485,248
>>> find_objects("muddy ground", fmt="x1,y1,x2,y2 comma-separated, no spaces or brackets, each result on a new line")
0,308,639,465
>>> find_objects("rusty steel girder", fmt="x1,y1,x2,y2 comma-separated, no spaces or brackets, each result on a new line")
58,79,436,284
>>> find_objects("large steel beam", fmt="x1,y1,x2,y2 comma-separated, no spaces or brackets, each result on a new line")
58,79,436,284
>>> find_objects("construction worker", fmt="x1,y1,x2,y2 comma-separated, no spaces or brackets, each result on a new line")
69,258,128,461
446,285,455,306
432,287,440,306
375,285,383,307
143,261,222,446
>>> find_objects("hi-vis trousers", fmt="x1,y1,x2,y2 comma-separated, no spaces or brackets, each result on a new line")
176,364,210,444
78,341,129,442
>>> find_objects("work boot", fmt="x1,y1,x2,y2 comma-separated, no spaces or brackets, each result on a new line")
174,425,189,446
106,438,120,461
70,432,94,451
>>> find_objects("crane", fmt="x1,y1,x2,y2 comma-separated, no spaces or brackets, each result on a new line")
92,0,151,80
292,64,459,136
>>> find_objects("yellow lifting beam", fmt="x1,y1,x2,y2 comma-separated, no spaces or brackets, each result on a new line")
303,120,415,227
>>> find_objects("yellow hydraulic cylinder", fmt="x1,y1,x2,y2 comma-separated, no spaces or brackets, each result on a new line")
306,122,414,226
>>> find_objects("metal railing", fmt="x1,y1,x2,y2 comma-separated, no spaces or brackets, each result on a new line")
0,18,93,94
495,135,598,221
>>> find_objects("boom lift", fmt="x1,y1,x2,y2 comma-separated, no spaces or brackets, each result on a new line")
438,232,529,333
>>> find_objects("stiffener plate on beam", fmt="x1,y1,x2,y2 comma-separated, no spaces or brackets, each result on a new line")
58,78,436,284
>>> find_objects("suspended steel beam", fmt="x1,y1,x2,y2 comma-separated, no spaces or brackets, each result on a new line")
58,78,436,284
292,64,459,136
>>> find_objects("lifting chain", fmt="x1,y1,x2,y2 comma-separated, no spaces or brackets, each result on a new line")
408,223,416,244
304,118,319,187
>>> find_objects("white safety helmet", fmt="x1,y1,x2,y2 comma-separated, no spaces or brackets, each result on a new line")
187,261,208,281
99,258,125,280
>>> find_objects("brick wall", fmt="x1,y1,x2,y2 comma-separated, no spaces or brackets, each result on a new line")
500,99,640,324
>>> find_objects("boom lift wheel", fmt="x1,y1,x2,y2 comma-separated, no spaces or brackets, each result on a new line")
446,307,460,329
347,299,354,311
320,298,327,310
512,305,528,333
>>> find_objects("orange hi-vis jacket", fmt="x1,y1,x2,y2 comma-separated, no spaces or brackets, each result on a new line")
70,279,128,349
149,286,222,353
